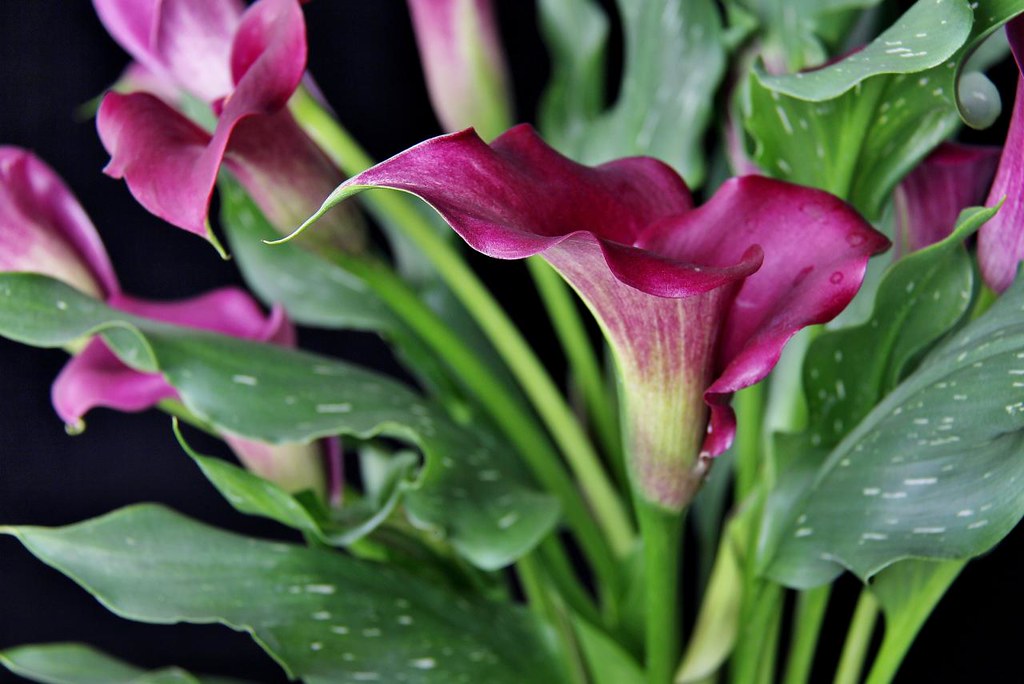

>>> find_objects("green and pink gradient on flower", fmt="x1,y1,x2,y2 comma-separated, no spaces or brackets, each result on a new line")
293,126,889,509
92,0,363,253
0,146,338,499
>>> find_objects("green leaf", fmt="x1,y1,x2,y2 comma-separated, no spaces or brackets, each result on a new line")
764,275,1024,588
0,643,249,684
0,274,559,570
537,0,609,155
219,178,397,332
572,618,644,684
746,2,1024,216
730,0,884,71
803,207,990,450
3,506,563,684
757,0,973,100
541,0,727,187
176,423,415,547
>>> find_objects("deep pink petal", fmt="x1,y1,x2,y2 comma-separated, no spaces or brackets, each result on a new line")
51,337,175,428
96,0,322,240
979,16,1024,292
0,147,119,298
97,92,216,239
328,126,888,507
407,0,512,137
895,143,1000,256
110,288,294,344
93,0,242,102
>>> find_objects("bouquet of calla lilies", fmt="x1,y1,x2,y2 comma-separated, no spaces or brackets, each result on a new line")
2,0,1023,682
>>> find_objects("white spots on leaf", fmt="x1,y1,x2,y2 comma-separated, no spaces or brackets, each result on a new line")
478,469,501,482
410,658,437,670
310,642,323,651
777,159,792,174
957,509,975,517
498,512,519,529
232,374,257,386
305,583,336,595
968,519,990,529
795,527,814,537
331,625,350,635
863,488,881,496
362,628,382,637
352,674,381,682
912,526,946,534
882,491,907,499
56,299,67,311
316,403,352,414
836,380,846,400
834,350,844,363
397,615,414,626
776,106,794,134
312,610,331,620
861,532,888,541
904,477,937,486
953,394,968,401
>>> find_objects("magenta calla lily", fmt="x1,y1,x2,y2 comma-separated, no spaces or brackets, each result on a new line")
979,17,1024,293
1,146,330,496
297,125,888,508
0,147,119,299
95,0,361,251
407,0,513,140
894,143,1000,257
92,0,243,103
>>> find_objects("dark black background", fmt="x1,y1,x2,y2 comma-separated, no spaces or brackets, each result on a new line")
0,2,1019,682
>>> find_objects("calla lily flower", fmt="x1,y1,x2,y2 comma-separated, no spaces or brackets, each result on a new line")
0,147,118,300
0,146,332,496
979,17,1024,293
407,0,513,140
893,143,999,257
94,0,363,252
297,126,888,509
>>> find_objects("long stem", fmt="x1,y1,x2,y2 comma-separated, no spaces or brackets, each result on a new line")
292,89,635,555
733,383,764,501
833,591,879,684
782,585,832,684
517,553,590,684
330,252,620,596
637,502,684,684
527,257,623,474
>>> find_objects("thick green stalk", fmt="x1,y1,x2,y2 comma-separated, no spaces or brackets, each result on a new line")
733,383,765,501
833,591,879,684
291,89,635,554
517,553,590,684
782,585,832,684
527,257,624,478
637,502,684,684
327,250,620,597
730,581,784,684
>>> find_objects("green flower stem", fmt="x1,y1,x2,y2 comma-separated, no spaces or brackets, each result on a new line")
517,553,590,684
291,89,635,555
323,249,620,600
539,536,604,627
864,561,964,684
782,585,832,684
636,501,684,684
833,591,879,684
733,383,765,501
730,581,783,684
527,256,624,479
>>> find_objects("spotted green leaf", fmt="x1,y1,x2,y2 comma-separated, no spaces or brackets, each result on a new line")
2,506,563,684
540,0,726,187
746,2,1024,216
0,643,250,684
0,274,559,570
763,274,1024,588
176,423,415,548
757,0,973,100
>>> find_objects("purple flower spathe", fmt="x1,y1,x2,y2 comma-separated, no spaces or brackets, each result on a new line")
894,142,1000,257
95,0,360,251
1,147,330,495
298,126,889,508
979,16,1024,292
